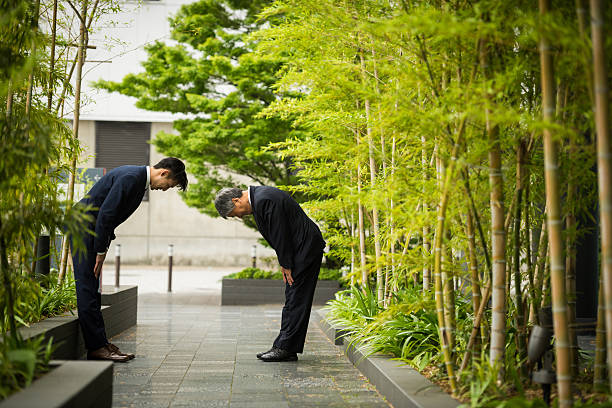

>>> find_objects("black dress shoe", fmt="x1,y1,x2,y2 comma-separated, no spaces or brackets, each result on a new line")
257,347,275,359
259,347,298,362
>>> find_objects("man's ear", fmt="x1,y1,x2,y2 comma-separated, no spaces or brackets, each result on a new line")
160,169,170,178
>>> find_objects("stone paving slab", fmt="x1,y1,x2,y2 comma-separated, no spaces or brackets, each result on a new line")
109,293,391,408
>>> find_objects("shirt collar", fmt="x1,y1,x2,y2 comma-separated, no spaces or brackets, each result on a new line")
247,186,252,206
145,166,150,190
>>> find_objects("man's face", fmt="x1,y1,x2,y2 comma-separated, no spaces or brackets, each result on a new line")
227,194,251,218
151,170,179,191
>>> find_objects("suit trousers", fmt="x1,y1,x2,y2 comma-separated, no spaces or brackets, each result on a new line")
273,253,322,354
70,234,108,351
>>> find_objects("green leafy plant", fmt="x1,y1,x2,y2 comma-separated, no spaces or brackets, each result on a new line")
0,333,55,400
1,271,77,332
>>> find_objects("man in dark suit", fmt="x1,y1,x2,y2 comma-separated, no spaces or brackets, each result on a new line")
72,157,187,362
214,186,325,362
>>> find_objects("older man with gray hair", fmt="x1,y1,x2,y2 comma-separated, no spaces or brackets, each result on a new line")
214,186,325,362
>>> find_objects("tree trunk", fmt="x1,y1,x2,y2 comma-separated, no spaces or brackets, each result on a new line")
539,1,572,405
591,0,612,392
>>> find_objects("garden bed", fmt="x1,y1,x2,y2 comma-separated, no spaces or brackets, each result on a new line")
316,310,459,408
0,360,113,408
15,285,138,360
221,279,341,305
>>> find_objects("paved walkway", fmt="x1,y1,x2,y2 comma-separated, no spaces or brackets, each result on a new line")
109,292,391,408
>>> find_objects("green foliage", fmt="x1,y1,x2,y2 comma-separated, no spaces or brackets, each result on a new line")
96,0,308,221
324,285,446,366
1,271,77,332
224,267,282,280
0,333,54,400
318,267,342,281
224,266,342,280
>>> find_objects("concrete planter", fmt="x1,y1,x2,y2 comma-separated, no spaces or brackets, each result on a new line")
221,279,341,305
16,285,138,360
0,360,113,408
316,310,460,408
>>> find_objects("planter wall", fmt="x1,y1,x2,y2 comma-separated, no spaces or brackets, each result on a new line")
0,360,113,408
316,311,460,408
221,278,341,305
15,285,138,360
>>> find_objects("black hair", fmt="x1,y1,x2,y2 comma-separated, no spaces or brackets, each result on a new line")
153,157,188,191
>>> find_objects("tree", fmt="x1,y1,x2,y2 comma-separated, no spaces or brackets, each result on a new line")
96,0,305,219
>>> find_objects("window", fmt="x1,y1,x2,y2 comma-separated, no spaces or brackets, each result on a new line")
95,121,151,199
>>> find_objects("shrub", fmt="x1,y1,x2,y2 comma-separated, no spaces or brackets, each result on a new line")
224,266,342,280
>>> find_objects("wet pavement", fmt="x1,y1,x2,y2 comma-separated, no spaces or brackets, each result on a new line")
108,292,391,408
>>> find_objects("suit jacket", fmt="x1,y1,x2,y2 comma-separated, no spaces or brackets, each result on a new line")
79,166,147,253
250,186,325,270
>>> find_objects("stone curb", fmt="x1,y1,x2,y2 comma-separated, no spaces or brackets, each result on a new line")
0,360,113,408
315,310,460,408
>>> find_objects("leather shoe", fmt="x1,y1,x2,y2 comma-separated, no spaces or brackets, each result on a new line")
259,347,298,362
257,347,275,359
108,343,135,360
87,345,130,362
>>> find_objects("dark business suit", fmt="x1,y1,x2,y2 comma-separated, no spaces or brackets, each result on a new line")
250,186,326,353
71,165,147,351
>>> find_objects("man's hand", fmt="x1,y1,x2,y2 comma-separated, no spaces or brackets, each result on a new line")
281,266,294,286
94,252,106,279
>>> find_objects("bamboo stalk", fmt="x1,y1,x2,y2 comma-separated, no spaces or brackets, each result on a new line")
442,239,456,354
590,0,612,393
359,47,383,305
356,128,367,286
48,0,58,110
529,212,548,325
0,220,17,338
539,1,572,405
58,0,88,284
481,37,507,382
457,283,492,379
461,169,493,278
385,136,397,306
422,134,431,291
594,270,607,390
561,85,579,378
576,0,594,105
513,139,527,373
464,209,481,361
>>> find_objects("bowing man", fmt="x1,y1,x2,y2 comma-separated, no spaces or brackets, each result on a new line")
214,186,326,362
72,157,187,362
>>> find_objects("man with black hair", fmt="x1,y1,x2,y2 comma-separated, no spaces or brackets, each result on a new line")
214,186,325,362
72,157,187,362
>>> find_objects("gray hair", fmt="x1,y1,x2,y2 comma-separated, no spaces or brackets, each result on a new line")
214,187,243,219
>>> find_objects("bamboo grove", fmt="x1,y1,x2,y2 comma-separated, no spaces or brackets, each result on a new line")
251,0,612,405
0,0,122,335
